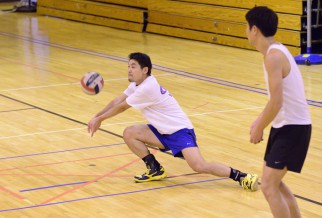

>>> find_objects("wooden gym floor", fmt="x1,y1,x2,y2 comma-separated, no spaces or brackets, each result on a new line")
0,4,321,218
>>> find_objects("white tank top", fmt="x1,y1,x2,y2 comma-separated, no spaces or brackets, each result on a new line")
264,43,311,128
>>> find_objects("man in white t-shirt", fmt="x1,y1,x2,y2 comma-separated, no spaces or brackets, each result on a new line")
88,52,258,191
246,6,311,218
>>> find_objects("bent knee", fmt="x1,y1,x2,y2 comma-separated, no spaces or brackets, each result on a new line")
123,126,136,141
189,162,207,173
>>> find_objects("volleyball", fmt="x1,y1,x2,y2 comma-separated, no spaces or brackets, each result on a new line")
80,72,104,95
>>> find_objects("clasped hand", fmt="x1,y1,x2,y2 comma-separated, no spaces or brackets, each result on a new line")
88,117,102,137
250,121,264,144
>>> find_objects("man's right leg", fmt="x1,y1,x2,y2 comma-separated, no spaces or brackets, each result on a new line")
280,181,301,218
123,124,166,182
182,147,258,191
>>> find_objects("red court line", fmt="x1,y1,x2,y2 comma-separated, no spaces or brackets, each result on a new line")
0,173,211,179
0,152,133,172
192,102,209,110
40,157,142,204
0,173,103,177
0,56,79,81
0,186,26,201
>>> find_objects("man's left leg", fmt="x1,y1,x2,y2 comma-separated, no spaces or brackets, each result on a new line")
123,124,166,182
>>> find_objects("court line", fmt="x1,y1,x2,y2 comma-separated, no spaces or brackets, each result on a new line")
0,106,262,140
20,181,88,192
295,194,322,206
1,177,320,214
1,177,320,213
0,173,207,178
0,32,271,94
19,172,205,192
189,106,264,117
0,93,122,139
0,178,229,213
0,31,321,107
0,93,177,159
0,73,170,93
39,156,143,204
0,56,79,81
0,100,316,209
0,90,319,208
0,33,320,207
0,186,26,201
0,152,133,172
0,91,261,162
0,143,125,160
0,173,102,177
0,120,142,140
0,108,35,113
0,53,170,93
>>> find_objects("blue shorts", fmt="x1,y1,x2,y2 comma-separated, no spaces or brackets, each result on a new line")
147,124,198,158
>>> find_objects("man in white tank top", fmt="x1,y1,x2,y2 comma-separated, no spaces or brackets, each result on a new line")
246,6,312,218
88,52,258,191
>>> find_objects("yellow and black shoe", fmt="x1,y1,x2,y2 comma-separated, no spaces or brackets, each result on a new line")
240,174,259,191
134,166,167,183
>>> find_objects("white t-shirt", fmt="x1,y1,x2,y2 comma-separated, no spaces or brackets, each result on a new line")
264,43,311,128
124,75,193,134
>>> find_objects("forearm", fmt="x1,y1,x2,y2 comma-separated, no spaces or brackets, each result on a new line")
256,100,281,130
95,100,117,117
97,103,129,121
95,95,126,117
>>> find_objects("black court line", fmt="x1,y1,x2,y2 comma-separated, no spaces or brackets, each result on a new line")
0,93,176,158
295,194,322,206
0,93,122,139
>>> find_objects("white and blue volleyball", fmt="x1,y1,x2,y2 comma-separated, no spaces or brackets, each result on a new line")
80,72,104,95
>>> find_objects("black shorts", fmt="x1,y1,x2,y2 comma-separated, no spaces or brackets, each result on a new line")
264,124,311,173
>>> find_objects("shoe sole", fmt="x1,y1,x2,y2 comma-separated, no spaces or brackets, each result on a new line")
134,173,167,183
251,175,259,191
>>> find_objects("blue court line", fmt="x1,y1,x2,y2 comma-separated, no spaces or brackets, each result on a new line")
0,143,125,161
0,178,229,213
0,31,321,108
19,172,203,193
20,181,88,192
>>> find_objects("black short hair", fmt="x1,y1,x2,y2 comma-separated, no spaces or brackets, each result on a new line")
128,52,152,76
245,6,278,37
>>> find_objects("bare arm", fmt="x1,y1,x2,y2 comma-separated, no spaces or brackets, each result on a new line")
94,93,128,118
250,49,284,143
88,93,131,136
97,99,131,121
